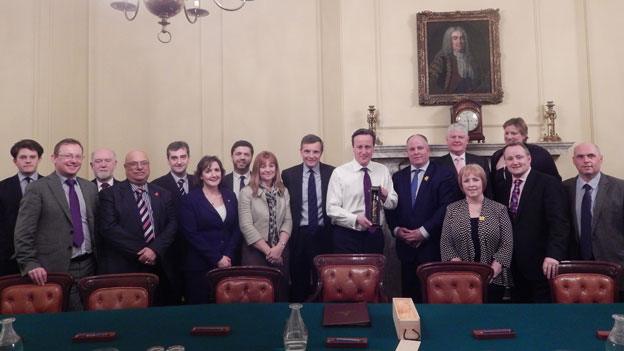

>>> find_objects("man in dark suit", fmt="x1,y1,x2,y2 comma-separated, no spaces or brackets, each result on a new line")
0,139,44,276
90,148,119,191
282,134,334,302
14,138,98,310
98,150,177,305
152,141,197,304
563,143,624,288
490,118,561,198
435,123,492,197
222,140,254,199
494,142,569,303
386,134,461,301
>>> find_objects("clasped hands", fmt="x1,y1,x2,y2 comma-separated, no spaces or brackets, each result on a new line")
396,227,425,248
138,247,157,266
266,246,284,266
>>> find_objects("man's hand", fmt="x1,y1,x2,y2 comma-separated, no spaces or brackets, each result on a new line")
217,256,232,268
356,214,373,230
379,187,389,203
137,247,157,266
396,227,425,245
542,257,559,279
28,267,48,285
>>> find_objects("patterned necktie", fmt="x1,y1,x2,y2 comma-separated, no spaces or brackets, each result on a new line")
177,178,185,195
22,176,32,195
239,176,246,192
308,168,318,229
24,176,32,184
65,179,84,247
580,184,593,260
411,169,421,207
100,182,110,191
509,179,523,217
135,189,155,243
362,168,372,221
454,157,464,174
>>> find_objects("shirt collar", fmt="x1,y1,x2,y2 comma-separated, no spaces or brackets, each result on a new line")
304,163,320,174
130,182,149,192
450,152,466,161
411,161,430,173
512,167,531,182
18,172,37,182
170,172,187,183
233,171,250,180
577,172,601,189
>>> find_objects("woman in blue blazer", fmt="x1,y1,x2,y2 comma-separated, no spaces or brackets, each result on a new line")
179,156,242,304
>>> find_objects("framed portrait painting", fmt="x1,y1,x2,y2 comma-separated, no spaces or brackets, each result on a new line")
417,9,503,105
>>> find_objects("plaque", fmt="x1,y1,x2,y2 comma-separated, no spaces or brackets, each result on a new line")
370,186,381,227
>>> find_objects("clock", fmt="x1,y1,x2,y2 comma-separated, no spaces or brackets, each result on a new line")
451,99,485,143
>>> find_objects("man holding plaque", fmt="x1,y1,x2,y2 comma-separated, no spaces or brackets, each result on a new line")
386,134,461,301
326,129,397,254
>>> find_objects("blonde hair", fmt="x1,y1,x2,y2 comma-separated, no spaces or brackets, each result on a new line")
249,151,285,197
458,164,487,194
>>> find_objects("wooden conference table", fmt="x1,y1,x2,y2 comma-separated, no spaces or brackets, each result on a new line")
2,303,622,350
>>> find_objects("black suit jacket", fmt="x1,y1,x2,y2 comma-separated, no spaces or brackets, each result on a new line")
494,169,569,280
152,173,199,210
281,163,334,229
223,173,234,192
0,175,23,274
97,180,177,277
386,162,461,262
434,153,493,198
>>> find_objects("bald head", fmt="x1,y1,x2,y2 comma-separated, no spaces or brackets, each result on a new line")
91,148,117,182
573,142,603,182
124,150,150,185
406,134,430,168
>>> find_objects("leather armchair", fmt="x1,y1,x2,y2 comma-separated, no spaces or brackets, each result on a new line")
0,273,73,314
550,260,622,304
207,266,282,303
417,262,493,304
78,273,159,310
308,254,387,303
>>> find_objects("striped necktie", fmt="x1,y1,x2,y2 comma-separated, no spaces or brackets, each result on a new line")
135,188,155,243
177,178,185,195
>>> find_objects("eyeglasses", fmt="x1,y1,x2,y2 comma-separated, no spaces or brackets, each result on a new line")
57,154,84,161
125,161,150,168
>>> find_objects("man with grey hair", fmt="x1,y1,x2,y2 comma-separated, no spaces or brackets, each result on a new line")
435,123,492,197
563,143,624,281
429,26,489,94
90,148,118,192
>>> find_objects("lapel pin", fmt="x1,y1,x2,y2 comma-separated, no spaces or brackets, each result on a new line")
479,216,486,221
424,176,429,182
154,192,160,197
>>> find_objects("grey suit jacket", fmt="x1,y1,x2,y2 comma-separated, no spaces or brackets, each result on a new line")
563,173,624,265
238,185,292,246
14,172,98,274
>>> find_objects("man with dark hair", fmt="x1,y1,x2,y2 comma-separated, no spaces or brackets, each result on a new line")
152,141,197,304
98,150,177,305
494,142,568,302
223,140,254,199
490,117,561,197
0,139,44,276
14,138,98,310
282,134,335,301
326,129,397,254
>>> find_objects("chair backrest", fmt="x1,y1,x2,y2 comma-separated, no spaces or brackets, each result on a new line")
550,260,622,304
206,266,282,303
417,262,493,304
0,273,73,314
78,273,159,310
310,254,386,303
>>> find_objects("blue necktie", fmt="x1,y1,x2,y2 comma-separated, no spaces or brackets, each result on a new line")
307,168,318,229
411,169,421,207
580,184,593,260
65,179,84,247
239,176,246,192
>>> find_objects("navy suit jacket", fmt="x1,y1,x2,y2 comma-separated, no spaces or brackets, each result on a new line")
281,162,334,229
97,180,177,277
386,162,461,262
178,187,242,271
494,169,569,280
0,175,22,264
434,153,493,198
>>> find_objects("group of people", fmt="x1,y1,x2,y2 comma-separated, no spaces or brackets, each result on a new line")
0,116,622,310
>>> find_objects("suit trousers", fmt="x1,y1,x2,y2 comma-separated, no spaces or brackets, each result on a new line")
511,262,551,303
332,226,384,254
241,244,290,302
289,225,327,302
0,259,19,277
68,255,96,311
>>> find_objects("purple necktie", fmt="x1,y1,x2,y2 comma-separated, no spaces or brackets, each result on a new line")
509,179,523,217
362,167,372,220
65,179,84,247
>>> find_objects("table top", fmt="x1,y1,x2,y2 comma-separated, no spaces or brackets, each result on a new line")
3,303,623,350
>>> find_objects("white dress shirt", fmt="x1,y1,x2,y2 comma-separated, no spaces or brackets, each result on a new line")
326,159,398,231
233,171,251,199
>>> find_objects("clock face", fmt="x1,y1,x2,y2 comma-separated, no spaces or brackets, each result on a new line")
456,110,479,131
